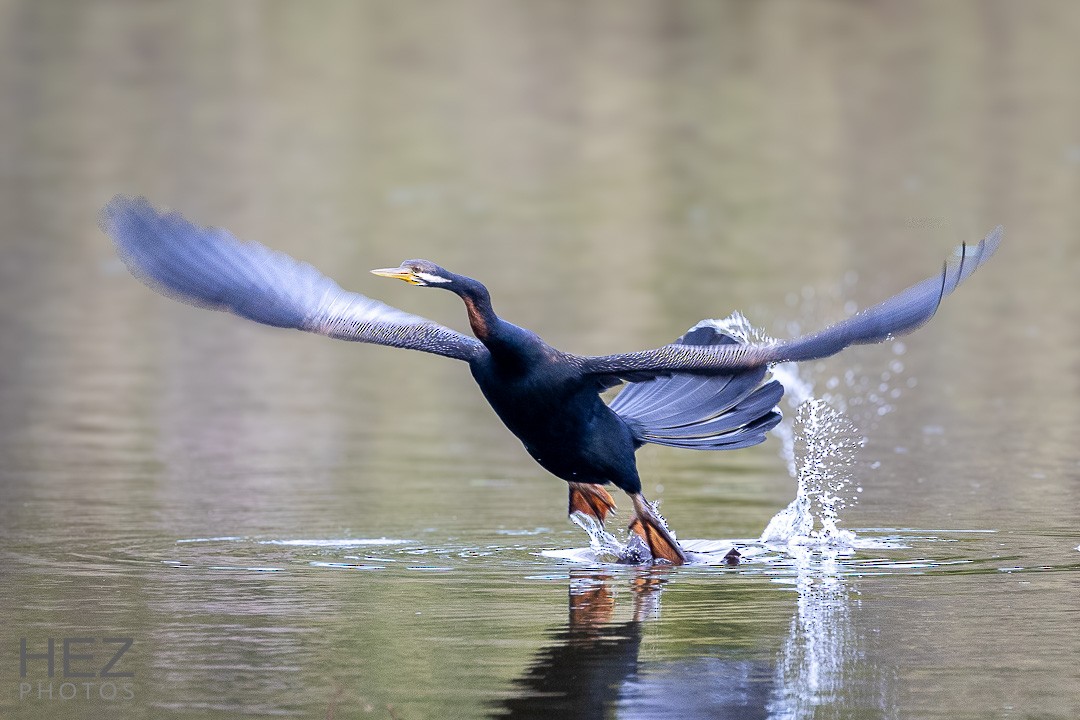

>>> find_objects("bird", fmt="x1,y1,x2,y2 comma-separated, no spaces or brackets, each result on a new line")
102,196,1002,564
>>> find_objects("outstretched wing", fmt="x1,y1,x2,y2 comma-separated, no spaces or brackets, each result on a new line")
575,226,1003,384
102,196,485,362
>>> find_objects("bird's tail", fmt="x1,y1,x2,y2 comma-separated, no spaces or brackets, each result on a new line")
608,326,783,451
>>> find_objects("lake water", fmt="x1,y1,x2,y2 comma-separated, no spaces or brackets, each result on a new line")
2,2,1079,718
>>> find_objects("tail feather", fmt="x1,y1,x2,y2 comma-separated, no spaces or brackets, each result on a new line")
610,326,783,451
642,409,782,450
609,353,741,418
646,380,784,438
634,369,768,427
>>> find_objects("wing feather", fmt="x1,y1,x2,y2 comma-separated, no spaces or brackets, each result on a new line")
102,196,485,362
577,227,1002,382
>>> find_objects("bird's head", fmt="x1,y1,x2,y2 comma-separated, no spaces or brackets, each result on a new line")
370,259,455,288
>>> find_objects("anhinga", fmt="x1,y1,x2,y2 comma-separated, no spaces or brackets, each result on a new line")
103,196,1001,564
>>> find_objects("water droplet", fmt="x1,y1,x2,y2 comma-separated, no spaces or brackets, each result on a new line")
759,399,860,549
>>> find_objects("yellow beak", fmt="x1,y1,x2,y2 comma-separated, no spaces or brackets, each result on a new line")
370,266,422,285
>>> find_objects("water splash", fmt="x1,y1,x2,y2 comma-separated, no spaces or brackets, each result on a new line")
760,399,863,550
569,512,640,563
763,394,903,718
568,505,669,564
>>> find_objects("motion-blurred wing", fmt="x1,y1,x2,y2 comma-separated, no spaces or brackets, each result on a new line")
576,226,1003,383
102,196,485,362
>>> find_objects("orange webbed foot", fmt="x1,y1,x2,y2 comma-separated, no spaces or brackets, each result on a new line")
568,482,617,524
628,494,687,565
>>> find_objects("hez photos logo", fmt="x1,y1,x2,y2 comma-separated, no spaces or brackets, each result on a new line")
18,637,135,702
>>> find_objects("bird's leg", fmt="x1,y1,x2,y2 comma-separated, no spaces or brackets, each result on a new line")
568,482,617,524
628,493,687,565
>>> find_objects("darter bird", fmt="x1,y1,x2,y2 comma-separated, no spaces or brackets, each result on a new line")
103,196,1001,564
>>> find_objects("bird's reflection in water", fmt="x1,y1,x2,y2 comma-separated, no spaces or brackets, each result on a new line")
491,569,774,719
490,570,656,719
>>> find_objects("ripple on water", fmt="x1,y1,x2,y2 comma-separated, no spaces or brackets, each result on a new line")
147,526,1074,580
256,538,413,547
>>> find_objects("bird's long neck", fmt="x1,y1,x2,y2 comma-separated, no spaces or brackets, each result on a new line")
440,271,548,370
452,276,500,342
